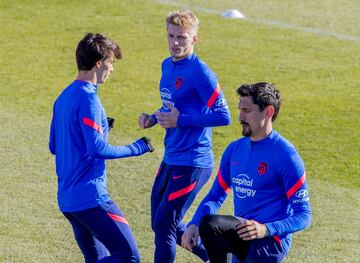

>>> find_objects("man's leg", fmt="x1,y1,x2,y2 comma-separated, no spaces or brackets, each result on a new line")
151,162,171,231
199,215,287,263
70,201,140,263
242,237,286,263
63,212,108,263
152,165,212,263
199,215,251,263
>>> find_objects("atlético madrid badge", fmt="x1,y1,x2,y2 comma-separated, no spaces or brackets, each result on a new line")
258,162,268,175
175,77,183,89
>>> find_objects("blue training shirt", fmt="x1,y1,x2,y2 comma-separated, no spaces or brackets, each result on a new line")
190,130,312,252
157,53,231,168
49,80,146,212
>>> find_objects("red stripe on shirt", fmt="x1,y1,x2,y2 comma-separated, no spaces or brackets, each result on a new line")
82,117,103,135
286,172,306,199
274,236,282,245
217,170,230,193
168,182,197,201
107,213,129,225
207,83,221,108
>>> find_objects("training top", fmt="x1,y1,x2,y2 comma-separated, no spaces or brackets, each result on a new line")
49,80,146,212
156,53,231,168
190,130,312,252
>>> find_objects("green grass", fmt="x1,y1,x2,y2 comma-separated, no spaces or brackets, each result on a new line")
150,0,360,38
1,0,359,262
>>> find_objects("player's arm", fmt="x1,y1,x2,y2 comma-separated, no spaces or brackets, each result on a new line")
156,83,231,129
178,63,231,127
178,84,231,128
265,152,312,236
49,109,56,155
80,95,153,159
182,146,232,250
155,63,231,128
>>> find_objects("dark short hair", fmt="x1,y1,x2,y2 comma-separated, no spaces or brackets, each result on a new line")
75,33,122,71
236,82,282,121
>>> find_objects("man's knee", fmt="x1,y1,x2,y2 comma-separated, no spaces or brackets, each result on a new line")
199,214,217,239
199,214,239,240
152,209,178,234
152,216,167,233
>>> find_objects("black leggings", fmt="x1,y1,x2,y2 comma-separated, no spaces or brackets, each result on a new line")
199,215,250,262
199,215,286,263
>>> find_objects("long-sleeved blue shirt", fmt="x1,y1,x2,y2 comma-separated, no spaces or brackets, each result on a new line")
49,80,146,212
190,130,312,252
157,53,231,168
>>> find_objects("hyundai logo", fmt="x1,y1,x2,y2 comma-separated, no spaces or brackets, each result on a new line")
215,98,226,107
295,189,309,199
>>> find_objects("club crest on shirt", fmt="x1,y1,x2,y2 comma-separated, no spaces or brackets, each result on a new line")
175,77,183,89
257,162,268,175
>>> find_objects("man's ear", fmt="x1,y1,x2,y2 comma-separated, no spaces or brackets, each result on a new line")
266,105,275,119
192,34,198,44
95,60,102,68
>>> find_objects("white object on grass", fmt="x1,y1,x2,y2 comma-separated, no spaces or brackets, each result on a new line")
221,9,245,19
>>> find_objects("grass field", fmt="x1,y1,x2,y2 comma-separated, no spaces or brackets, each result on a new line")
1,0,359,262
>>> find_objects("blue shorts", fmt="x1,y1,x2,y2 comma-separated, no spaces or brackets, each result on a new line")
63,200,140,263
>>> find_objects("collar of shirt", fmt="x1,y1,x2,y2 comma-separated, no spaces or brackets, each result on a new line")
74,79,98,93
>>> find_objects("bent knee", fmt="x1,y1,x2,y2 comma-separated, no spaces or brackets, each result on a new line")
199,214,216,235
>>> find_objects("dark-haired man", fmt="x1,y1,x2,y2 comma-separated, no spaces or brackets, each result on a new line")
49,33,153,263
182,82,312,263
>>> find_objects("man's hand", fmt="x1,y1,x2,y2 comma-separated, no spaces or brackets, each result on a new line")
236,219,269,241
181,224,199,252
139,113,155,129
155,103,179,128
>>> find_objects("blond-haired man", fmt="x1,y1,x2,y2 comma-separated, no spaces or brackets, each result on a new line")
138,10,231,263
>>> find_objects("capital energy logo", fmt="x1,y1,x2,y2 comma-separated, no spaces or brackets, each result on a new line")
232,174,256,199
160,88,172,99
160,88,174,110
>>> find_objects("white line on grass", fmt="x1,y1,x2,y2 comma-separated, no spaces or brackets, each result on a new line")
245,18,360,43
150,0,360,44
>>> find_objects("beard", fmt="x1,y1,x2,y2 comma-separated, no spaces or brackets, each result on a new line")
241,122,252,137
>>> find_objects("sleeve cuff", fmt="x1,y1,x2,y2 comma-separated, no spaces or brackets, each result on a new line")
265,222,276,236
151,114,158,125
